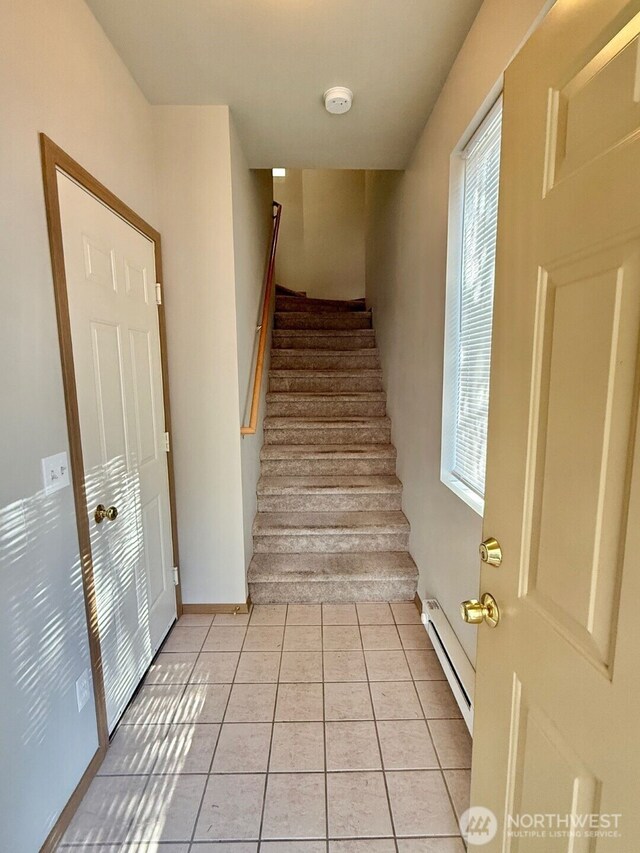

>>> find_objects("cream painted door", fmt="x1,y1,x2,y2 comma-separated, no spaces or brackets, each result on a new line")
470,1,640,849
58,172,176,732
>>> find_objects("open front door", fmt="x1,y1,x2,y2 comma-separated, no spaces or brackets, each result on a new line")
470,1,640,848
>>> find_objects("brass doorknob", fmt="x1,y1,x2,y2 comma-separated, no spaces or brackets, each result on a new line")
460,592,500,628
479,537,502,566
95,504,118,524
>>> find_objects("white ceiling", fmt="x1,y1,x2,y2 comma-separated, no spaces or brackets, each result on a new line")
86,0,483,169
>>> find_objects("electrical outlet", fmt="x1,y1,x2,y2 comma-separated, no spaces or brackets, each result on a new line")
75,669,91,712
41,451,70,495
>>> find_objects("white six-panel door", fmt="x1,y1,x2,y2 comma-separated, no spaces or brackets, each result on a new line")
58,172,176,731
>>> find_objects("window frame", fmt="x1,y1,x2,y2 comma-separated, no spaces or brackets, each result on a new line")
441,94,503,517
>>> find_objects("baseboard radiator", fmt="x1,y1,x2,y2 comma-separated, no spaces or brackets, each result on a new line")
420,598,475,734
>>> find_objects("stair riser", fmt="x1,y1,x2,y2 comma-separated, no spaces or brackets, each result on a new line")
269,375,383,393
275,313,372,330
272,333,376,350
257,493,402,512
249,579,418,604
264,425,391,446
271,353,380,370
276,296,366,313
260,458,397,476
266,400,387,418
253,532,409,553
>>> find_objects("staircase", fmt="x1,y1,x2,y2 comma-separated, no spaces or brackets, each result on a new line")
247,288,418,603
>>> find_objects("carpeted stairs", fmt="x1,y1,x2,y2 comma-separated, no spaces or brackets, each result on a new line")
247,288,418,603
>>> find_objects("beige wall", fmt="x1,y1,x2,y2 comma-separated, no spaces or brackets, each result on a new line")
0,0,554,845
276,169,365,300
365,0,551,664
0,1,158,849
0,4,274,846
229,116,274,573
154,105,252,605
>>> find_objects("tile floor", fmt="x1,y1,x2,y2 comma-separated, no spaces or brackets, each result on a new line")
59,601,471,852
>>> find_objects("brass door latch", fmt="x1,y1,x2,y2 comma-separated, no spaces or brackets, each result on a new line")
460,592,500,628
95,504,118,524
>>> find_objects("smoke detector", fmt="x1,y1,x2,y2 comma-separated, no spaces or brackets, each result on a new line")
324,87,353,115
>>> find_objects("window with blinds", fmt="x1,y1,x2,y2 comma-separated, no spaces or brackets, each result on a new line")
441,97,502,514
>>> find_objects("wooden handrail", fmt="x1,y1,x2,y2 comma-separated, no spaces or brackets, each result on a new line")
241,201,282,435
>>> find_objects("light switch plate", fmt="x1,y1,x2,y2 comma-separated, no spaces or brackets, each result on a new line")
42,451,70,495
75,669,91,712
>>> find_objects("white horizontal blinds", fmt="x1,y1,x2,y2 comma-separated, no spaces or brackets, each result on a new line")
453,98,502,497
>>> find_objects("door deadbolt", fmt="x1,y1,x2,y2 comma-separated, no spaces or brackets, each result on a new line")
479,537,502,566
95,504,118,524
460,592,500,628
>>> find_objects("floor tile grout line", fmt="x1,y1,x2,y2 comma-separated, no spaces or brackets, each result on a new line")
399,609,468,836
91,623,204,847
395,603,468,839
321,603,330,853
116,715,462,730
356,606,400,851
70,604,466,849
186,611,250,847
91,764,467,777
59,833,465,845
257,603,287,849
59,835,462,852
118,711,463,726
442,766,470,829
368,603,468,839
429,714,468,832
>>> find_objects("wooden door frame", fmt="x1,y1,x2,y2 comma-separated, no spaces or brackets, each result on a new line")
39,133,182,849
